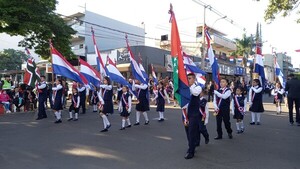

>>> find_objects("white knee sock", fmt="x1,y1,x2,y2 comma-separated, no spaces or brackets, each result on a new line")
240,121,244,129
236,122,240,131
143,112,149,121
122,119,126,128
276,107,280,113
251,112,256,122
158,112,162,119
161,112,164,119
257,113,261,122
278,106,281,113
126,118,131,125
69,112,73,118
101,115,107,128
75,113,78,119
55,112,59,119
136,111,140,123
93,105,97,111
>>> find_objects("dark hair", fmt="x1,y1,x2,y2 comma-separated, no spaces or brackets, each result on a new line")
159,81,165,91
73,88,78,92
187,73,195,78
253,79,261,87
104,76,111,85
123,85,129,91
40,75,45,78
220,78,229,84
201,89,207,95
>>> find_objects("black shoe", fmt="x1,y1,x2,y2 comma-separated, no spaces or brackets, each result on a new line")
158,118,165,122
100,128,108,132
54,119,62,124
36,117,43,120
126,125,131,128
205,137,209,144
228,133,233,139
73,118,78,121
134,122,140,126
250,122,255,125
241,128,245,133
237,130,241,134
93,111,97,112
256,122,261,125
120,127,125,130
184,153,194,159
67,118,73,121
144,121,150,125
43,116,47,118
106,124,111,129
214,136,222,140
297,122,300,126
195,143,200,147
290,122,294,126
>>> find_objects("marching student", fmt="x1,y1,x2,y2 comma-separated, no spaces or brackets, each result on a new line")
77,83,86,114
213,78,233,140
36,75,48,120
52,79,63,124
249,79,265,125
116,84,123,104
184,73,203,160
132,79,150,125
198,90,210,143
91,86,99,112
151,81,170,122
271,82,285,114
68,88,80,121
98,76,113,132
118,85,132,130
231,87,247,134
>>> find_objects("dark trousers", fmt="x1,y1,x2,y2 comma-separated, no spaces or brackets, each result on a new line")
186,116,201,154
216,110,232,137
208,93,213,102
288,97,300,123
79,96,86,114
38,96,47,118
48,93,53,108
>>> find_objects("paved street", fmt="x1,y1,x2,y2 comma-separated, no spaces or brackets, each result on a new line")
0,99,299,169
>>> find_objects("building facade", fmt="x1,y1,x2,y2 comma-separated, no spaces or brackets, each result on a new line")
64,11,145,58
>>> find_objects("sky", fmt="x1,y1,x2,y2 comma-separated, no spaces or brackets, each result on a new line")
1,0,300,68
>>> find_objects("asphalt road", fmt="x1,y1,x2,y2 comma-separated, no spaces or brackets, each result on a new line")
0,100,299,169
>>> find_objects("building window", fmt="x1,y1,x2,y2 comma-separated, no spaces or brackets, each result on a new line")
79,44,84,49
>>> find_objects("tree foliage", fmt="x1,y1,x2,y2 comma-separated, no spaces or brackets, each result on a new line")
0,0,76,59
261,0,300,23
0,49,29,71
233,34,255,67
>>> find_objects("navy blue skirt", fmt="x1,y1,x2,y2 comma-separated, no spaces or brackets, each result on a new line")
156,98,165,112
53,98,62,110
102,100,114,114
136,98,150,112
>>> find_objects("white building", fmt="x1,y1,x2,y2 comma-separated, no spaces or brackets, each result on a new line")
64,10,145,59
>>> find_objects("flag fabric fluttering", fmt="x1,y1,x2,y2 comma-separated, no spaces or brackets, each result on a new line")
106,56,135,96
79,58,101,87
51,46,88,85
295,49,300,52
205,27,220,89
138,53,149,83
183,53,206,87
151,64,158,85
23,48,41,88
169,4,190,108
229,56,234,63
274,53,285,88
126,35,147,84
91,27,107,79
254,41,266,87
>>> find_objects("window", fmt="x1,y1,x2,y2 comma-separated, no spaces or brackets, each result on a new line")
79,44,84,49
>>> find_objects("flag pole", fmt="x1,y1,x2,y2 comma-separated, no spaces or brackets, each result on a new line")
49,39,54,85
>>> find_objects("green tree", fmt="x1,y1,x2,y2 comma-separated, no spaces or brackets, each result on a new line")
0,0,76,59
257,0,300,23
0,49,29,71
233,34,254,67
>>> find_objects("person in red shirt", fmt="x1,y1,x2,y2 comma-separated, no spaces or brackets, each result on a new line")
0,90,11,113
